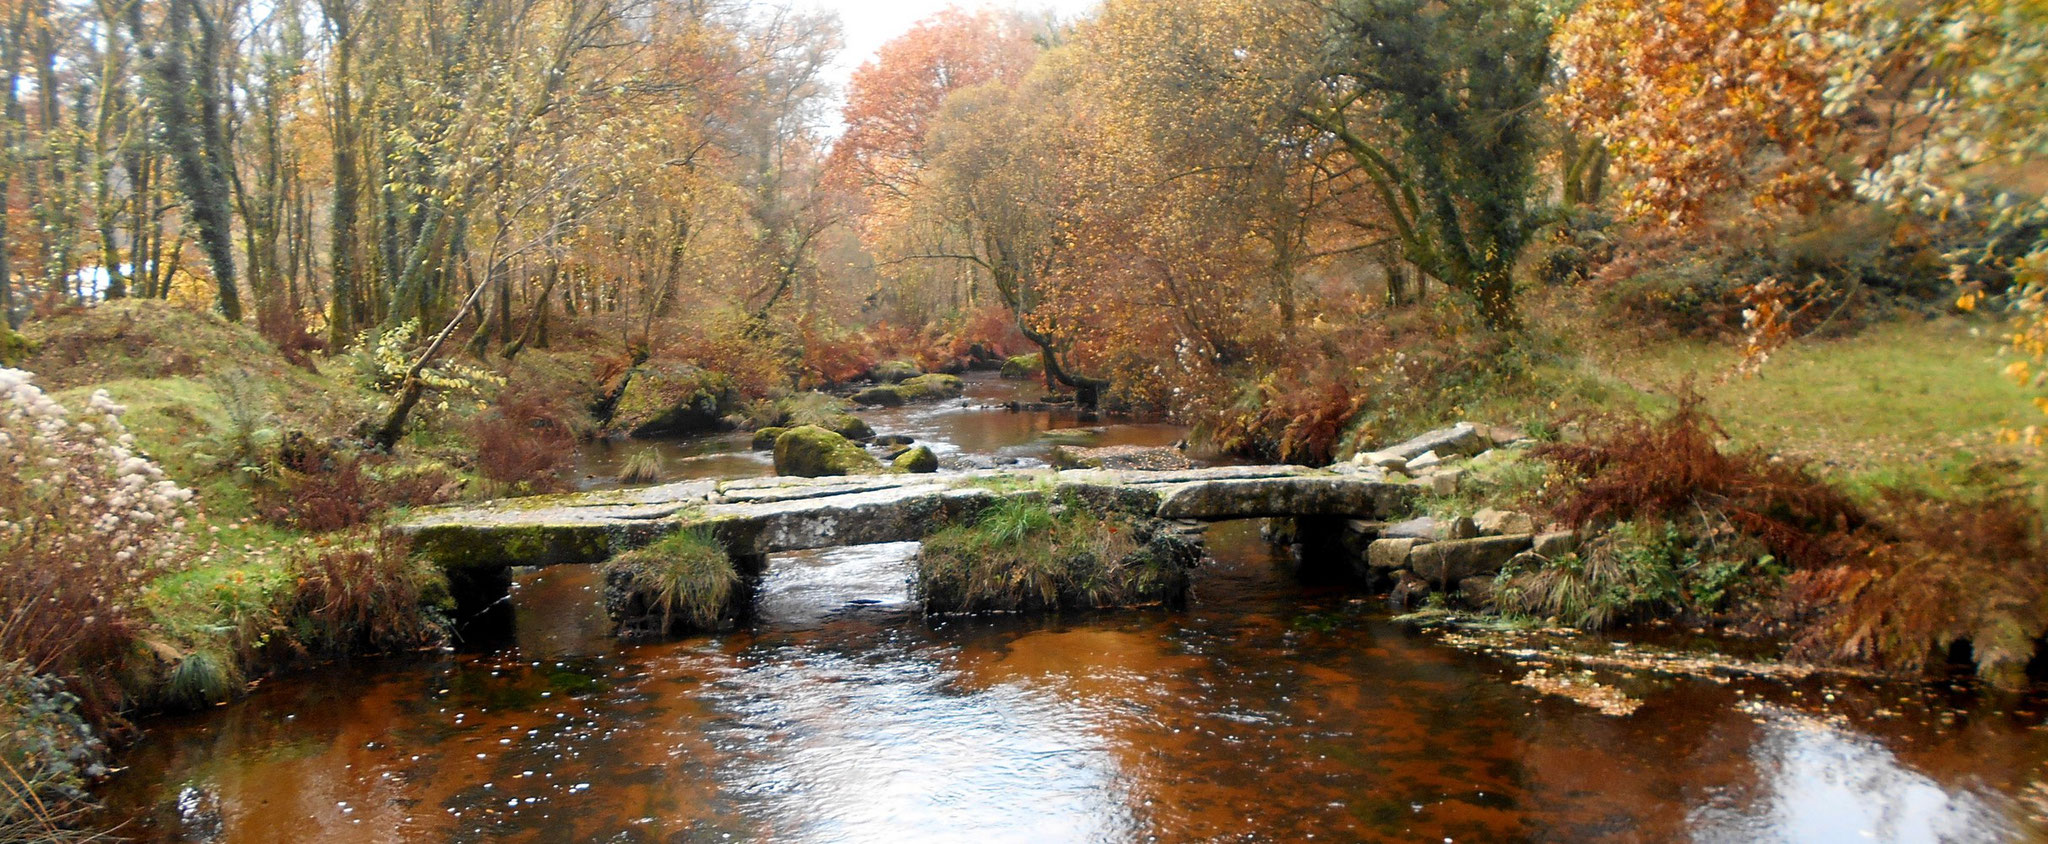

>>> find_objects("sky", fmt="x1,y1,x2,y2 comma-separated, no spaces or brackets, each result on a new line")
796,0,1099,105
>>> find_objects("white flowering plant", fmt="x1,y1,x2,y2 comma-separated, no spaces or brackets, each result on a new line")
0,367,194,701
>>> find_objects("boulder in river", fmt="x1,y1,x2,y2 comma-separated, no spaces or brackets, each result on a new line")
772,425,883,477
609,361,738,438
852,373,965,407
1049,444,1191,471
892,444,940,474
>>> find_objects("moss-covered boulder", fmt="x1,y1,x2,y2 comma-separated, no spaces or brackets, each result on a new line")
600,528,748,636
852,373,965,407
999,353,1042,379
902,373,964,400
916,497,1202,613
773,425,883,477
852,385,907,407
610,361,738,438
872,360,923,384
892,444,939,474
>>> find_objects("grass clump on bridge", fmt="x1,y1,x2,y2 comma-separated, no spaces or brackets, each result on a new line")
916,495,1200,614
600,527,742,635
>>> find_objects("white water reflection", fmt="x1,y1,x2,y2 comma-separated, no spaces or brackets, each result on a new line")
753,542,920,628
673,542,1137,842
1690,703,2016,843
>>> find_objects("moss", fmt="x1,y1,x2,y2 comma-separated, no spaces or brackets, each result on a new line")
916,496,1200,614
851,373,965,407
0,326,32,366
772,425,883,477
600,527,744,634
872,360,923,383
752,426,789,450
609,360,739,437
410,523,614,569
892,444,939,474
1000,353,1043,379
851,385,907,407
901,373,964,400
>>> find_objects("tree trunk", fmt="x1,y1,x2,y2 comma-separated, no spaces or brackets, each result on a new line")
143,0,241,322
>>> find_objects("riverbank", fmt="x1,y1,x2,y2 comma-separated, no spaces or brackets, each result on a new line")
6,299,2045,838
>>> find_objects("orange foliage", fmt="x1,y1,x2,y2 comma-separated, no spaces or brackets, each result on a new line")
827,8,1039,218
1553,0,1846,229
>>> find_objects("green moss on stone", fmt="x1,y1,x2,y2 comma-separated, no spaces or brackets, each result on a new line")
892,445,939,474
772,425,883,477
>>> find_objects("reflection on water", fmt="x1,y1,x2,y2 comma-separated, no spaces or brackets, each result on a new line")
95,384,2048,841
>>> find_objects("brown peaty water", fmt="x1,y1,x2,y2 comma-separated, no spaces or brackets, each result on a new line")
92,375,2048,843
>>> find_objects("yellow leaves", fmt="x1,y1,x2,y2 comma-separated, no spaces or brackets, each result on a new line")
1957,290,1980,311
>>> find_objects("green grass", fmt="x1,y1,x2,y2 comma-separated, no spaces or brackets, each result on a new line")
916,496,1196,613
1458,316,2037,497
601,528,741,632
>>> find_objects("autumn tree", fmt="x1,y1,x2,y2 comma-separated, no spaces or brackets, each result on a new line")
1552,0,1845,229
1301,0,1555,332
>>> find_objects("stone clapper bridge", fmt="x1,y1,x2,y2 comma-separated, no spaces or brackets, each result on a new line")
396,465,1419,611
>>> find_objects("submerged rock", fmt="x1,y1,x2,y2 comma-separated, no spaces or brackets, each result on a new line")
772,425,883,477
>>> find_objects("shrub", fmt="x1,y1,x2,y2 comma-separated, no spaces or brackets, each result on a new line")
265,450,379,532
162,649,236,709
1491,520,1780,629
1,661,105,841
467,385,575,493
0,368,194,715
916,497,1200,614
1536,390,1864,568
1785,491,2048,686
281,529,447,657
600,528,741,634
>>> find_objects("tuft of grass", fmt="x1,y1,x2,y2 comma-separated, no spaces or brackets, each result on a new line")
616,449,664,485
601,528,741,634
163,650,236,709
916,496,1198,614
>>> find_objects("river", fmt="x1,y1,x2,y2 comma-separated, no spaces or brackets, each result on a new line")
93,374,2048,842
